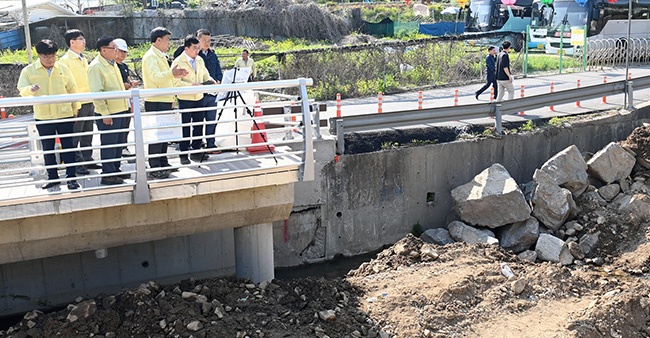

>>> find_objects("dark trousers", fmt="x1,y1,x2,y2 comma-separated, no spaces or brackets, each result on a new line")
178,97,207,157
144,101,172,168
118,109,132,153
73,102,95,162
204,94,218,148
36,119,77,180
476,74,498,98
95,113,127,174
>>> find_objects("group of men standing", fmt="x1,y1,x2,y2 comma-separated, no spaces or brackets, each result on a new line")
475,40,515,102
17,26,237,188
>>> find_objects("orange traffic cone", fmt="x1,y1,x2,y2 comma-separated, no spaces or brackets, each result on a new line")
246,100,275,154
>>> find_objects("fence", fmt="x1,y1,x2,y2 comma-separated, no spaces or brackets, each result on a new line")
0,78,316,206
585,38,650,69
329,75,650,154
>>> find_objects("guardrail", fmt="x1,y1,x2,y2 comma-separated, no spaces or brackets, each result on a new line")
0,78,316,206
330,76,650,154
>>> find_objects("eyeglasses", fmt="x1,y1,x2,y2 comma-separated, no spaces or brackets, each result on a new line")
74,37,86,41
38,54,56,60
102,46,117,50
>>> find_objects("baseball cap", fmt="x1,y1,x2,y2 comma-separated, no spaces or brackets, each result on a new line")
114,38,128,52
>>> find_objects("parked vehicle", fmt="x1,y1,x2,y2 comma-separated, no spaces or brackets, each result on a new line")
544,0,650,55
463,0,539,51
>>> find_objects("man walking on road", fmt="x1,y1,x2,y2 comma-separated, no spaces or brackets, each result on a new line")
496,41,514,102
475,45,498,100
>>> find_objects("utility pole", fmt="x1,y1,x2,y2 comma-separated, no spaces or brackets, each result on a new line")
21,0,32,64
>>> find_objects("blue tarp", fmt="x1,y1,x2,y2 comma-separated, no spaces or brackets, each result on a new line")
0,29,25,50
419,22,465,36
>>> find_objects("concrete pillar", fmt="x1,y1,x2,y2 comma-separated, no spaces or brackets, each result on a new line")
234,223,274,283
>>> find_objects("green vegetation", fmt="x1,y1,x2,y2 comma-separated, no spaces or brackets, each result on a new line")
548,116,570,127
381,141,400,150
411,222,423,237
0,36,587,102
409,139,437,146
482,128,495,136
520,120,535,132
522,53,583,72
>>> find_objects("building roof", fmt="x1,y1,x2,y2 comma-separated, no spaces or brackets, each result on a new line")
0,0,77,23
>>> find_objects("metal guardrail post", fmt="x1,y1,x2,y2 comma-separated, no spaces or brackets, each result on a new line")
335,119,344,155
298,78,314,181
494,104,503,135
627,80,635,110
130,89,151,204
282,105,293,140
27,124,45,183
311,103,322,139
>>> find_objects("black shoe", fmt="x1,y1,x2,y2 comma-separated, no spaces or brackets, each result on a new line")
75,166,90,175
148,169,170,180
190,153,209,162
180,157,191,165
475,93,479,100
42,181,61,189
116,170,131,179
85,163,102,170
101,176,124,185
162,164,179,172
67,180,80,190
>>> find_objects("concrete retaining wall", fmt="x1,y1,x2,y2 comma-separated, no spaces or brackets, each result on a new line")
275,107,650,265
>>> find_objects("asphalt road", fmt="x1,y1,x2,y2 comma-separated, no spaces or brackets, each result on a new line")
321,66,650,130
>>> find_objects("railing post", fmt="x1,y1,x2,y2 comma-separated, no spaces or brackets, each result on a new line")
335,119,345,155
27,123,45,183
282,105,293,140
311,102,322,139
298,78,314,182
627,80,635,110
494,103,503,135
130,89,151,204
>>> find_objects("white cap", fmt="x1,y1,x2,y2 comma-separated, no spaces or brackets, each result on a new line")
114,38,128,52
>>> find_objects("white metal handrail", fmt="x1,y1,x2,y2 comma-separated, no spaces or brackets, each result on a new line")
0,78,316,206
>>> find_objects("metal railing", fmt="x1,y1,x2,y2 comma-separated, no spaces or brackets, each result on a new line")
330,75,650,154
585,38,650,69
0,78,316,206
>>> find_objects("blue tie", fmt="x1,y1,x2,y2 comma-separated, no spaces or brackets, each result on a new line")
189,58,196,72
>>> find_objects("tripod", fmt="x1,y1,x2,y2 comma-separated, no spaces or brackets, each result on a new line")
216,70,277,163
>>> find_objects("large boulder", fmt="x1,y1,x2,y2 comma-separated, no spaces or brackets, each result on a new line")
531,169,576,231
448,221,499,245
420,228,455,246
540,145,589,196
612,193,650,223
587,142,636,184
535,233,573,265
451,164,531,228
497,217,540,253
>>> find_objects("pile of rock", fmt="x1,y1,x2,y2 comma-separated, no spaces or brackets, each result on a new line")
421,140,650,266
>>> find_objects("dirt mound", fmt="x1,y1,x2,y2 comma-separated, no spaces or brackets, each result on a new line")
7,128,650,337
621,125,650,160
